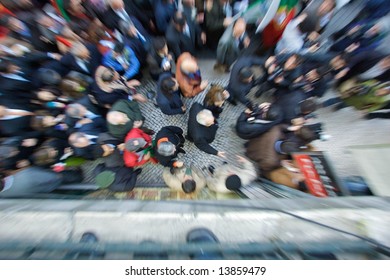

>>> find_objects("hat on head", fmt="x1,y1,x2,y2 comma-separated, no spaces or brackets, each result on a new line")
95,171,115,189
225,175,242,190
125,138,147,152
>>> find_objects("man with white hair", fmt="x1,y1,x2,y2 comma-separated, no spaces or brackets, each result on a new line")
186,103,225,157
154,126,186,168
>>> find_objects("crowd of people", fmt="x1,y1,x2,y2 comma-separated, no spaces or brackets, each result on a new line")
0,0,388,197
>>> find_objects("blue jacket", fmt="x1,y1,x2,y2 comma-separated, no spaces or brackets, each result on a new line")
102,46,140,80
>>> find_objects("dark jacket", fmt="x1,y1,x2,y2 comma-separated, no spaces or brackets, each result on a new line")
235,110,283,140
156,73,185,115
187,102,219,155
93,163,139,192
107,99,144,140
154,126,185,168
165,21,199,60
227,56,264,107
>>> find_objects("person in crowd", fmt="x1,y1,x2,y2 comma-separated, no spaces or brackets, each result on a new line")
165,11,204,59
204,0,233,50
154,126,186,168
187,103,225,157
106,99,146,141
30,138,70,167
206,155,257,193
226,55,264,108
202,84,229,119
215,17,250,72
102,41,141,81
235,103,283,140
176,52,208,98
146,37,174,81
123,124,155,168
154,0,177,35
91,65,146,109
0,103,36,137
162,164,206,193
156,73,186,115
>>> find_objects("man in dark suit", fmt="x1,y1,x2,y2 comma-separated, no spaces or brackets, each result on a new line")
186,102,225,157
0,102,36,138
102,0,149,41
226,56,263,109
0,60,36,105
154,126,186,168
43,42,101,79
165,11,203,60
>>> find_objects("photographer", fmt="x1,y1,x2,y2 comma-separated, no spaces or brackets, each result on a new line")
90,65,146,109
235,103,283,140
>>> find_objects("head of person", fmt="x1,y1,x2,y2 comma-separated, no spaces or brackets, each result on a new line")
107,111,131,126
101,67,119,83
317,0,336,16
71,42,90,60
172,11,187,32
30,114,57,131
298,14,318,34
262,104,282,121
160,76,179,96
157,140,176,156
196,109,215,127
35,12,55,29
300,98,317,115
295,126,317,143
152,37,169,56
66,103,87,119
125,138,147,152
68,132,91,148
37,68,62,87
330,53,347,70
204,84,227,108
284,54,302,71
0,60,19,74
238,67,254,84
225,174,242,191
232,18,246,39
113,41,125,57
31,145,58,167
182,179,196,193
0,106,6,119
181,58,201,81
110,0,124,10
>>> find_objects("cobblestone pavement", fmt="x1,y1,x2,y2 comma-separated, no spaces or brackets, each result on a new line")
85,58,390,187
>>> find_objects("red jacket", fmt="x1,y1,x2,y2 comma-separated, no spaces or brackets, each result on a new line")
123,128,152,167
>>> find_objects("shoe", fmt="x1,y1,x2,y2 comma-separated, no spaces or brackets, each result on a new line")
146,91,156,100
186,228,222,259
177,147,186,154
208,165,215,174
134,168,142,175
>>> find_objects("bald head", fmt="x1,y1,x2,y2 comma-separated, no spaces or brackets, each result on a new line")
196,109,214,127
107,111,130,125
181,57,198,73
233,18,246,38
109,0,124,10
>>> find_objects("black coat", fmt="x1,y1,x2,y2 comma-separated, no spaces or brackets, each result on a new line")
165,21,199,60
0,103,36,138
235,111,283,140
154,126,185,168
187,102,219,155
156,73,184,115
227,56,265,107
93,163,139,192
43,44,101,77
